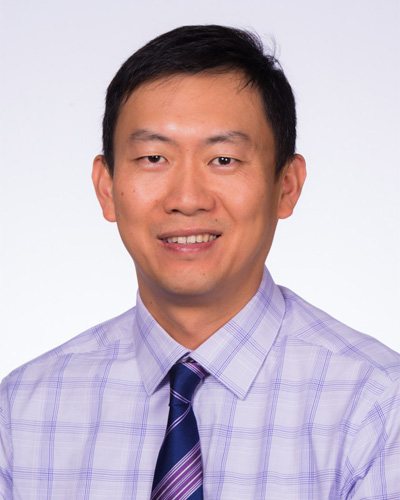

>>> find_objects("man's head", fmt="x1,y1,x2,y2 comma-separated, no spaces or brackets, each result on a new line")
102,25,297,179
93,26,306,334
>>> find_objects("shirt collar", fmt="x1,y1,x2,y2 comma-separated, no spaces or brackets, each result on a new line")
133,267,285,399
191,267,285,399
133,295,189,395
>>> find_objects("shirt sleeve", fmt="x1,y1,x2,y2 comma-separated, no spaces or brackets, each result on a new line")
342,379,400,499
0,378,13,500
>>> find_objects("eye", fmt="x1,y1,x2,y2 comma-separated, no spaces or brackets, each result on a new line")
211,157,235,166
142,155,165,163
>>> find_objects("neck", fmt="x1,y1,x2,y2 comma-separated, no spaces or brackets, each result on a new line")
138,273,263,349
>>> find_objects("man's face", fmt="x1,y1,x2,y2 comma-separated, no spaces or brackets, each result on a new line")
94,72,303,308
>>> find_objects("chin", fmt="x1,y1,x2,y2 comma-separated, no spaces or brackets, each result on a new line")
155,274,220,301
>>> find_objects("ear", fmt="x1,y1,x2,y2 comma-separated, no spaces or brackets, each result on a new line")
92,155,116,222
277,154,307,220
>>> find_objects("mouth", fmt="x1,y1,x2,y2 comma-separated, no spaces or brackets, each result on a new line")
162,233,220,244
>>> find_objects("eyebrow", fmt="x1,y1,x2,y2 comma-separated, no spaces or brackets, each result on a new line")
204,131,252,146
128,129,175,145
127,129,252,147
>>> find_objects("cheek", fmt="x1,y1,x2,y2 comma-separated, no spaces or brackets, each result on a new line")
113,197,131,225
114,186,159,228
240,188,280,245
236,182,276,220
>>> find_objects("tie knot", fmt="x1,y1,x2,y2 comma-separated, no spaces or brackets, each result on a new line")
169,361,207,404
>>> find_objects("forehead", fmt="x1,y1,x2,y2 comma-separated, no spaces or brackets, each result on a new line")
114,71,273,148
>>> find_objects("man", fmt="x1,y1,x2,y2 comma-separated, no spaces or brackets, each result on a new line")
1,25,399,499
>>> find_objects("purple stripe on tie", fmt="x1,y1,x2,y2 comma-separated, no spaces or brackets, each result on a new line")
161,452,202,499
170,389,190,404
165,405,191,437
151,444,200,497
151,361,207,499
186,363,207,379
165,468,202,500
151,442,201,499
169,464,202,500
158,461,202,500
177,472,202,500
151,443,201,498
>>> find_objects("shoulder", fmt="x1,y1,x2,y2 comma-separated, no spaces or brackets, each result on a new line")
1,307,137,392
279,285,400,383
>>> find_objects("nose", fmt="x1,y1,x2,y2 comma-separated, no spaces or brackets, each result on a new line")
163,161,215,215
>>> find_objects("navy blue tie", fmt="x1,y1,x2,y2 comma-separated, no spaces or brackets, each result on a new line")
151,360,207,500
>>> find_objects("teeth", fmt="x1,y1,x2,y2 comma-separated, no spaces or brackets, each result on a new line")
165,234,218,244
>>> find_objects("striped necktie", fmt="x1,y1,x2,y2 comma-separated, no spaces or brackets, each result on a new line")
151,360,207,500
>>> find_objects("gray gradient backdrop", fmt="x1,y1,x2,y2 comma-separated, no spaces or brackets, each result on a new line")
1,0,399,379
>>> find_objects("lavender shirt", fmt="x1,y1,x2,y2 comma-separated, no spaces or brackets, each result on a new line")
1,268,399,499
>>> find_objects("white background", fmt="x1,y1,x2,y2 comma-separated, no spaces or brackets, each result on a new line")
1,0,399,380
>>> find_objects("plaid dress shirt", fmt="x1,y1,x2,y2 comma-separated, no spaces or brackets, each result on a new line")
1,268,399,499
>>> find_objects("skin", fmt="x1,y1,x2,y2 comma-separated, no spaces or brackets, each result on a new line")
92,72,306,349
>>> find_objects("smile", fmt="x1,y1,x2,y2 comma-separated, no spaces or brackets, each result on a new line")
163,234,219,244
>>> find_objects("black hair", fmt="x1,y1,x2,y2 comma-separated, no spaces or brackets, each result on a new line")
102,25,296,178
